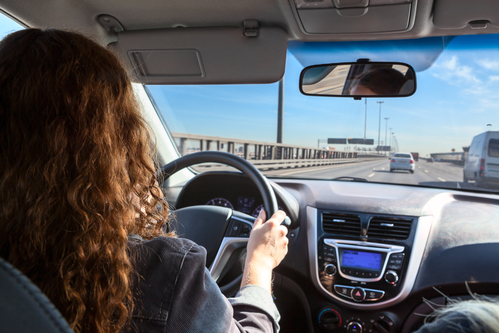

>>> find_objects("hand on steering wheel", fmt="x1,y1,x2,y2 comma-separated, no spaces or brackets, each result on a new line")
242,210,289,294
157,151,290,296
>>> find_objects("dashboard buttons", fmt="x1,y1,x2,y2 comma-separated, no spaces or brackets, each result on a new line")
228,220,241,237
334,285,385,302
351,287,366,302
324,264,337,276
364,289,385,301
239,223,252,237
227,218,253,237
322,245,337,263
387,253,405,270
385,271,399,285
338,267,381,280
334,285,353,298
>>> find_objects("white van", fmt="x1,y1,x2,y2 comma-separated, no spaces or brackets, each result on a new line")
463,131,499,186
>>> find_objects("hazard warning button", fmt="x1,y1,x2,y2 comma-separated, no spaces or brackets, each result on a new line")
351,287,366,302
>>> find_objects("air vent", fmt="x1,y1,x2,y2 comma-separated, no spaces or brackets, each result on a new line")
322,212,361,236
367,217,412,240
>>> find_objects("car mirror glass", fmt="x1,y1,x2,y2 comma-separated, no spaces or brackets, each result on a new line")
300,61,416,99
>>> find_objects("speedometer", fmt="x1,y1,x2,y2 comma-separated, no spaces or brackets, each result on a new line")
205,198,234,209
251,204,284,218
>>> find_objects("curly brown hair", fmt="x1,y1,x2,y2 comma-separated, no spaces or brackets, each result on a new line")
0,29,172,332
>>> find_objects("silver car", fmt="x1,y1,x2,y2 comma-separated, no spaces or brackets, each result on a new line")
390,153,415,173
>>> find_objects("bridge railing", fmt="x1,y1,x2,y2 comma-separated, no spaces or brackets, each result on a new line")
171,132,385,170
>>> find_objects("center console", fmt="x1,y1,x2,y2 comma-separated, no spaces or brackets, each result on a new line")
319,239,406,304
307,207,433,333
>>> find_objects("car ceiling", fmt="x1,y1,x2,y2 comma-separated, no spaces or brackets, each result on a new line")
2,0,499,84
4,0,499,40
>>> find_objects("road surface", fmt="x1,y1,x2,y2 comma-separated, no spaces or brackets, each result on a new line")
190,158,499,193
262,159,499,192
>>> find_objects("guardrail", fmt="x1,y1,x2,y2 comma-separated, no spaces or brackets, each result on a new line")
171,132,386,170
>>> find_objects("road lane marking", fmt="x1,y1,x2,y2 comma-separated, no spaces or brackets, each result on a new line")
277,164,360,176
424,170,428,173
438,177,446,182
269,159,387,176
368,173,375,177
381,168,385,170
278,168,324,176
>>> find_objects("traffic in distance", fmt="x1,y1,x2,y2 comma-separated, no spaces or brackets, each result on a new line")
176,128,499,194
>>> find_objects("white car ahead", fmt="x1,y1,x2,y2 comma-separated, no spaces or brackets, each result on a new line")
390,153,415,174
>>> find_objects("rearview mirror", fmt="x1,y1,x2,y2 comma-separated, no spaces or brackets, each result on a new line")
299,61,416,99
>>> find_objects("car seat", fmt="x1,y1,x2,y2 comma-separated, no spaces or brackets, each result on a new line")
0,257,73,332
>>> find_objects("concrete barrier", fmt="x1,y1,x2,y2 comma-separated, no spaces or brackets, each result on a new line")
171,132,386,170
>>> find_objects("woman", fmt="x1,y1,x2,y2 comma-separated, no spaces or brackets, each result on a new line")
350,67,408,96
0,29,288,333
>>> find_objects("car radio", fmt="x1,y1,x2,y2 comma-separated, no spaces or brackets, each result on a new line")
318,239,408,303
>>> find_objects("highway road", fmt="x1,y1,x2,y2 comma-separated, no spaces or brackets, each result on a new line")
263,159,499,192
190,157,499,193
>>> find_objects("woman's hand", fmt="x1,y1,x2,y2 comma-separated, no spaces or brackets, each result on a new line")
241,210,289,294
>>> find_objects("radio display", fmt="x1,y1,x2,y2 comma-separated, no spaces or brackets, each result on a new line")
341,250,382,270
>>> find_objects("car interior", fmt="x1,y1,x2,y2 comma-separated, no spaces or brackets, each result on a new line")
1,0,499,332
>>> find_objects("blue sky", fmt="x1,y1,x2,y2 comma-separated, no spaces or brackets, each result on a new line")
1,13,498,157
149,35,499,157
0,14,22,36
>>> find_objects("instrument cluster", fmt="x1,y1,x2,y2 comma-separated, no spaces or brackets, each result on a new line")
205,196,284,218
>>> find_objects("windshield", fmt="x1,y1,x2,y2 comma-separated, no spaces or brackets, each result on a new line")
393,154,412,159
146,33,499,193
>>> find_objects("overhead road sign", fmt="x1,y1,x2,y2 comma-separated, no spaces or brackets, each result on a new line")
348,138,374,145
376,146,391,151
328,138,347,144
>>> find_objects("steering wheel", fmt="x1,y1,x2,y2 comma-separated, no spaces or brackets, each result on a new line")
157,151,290,295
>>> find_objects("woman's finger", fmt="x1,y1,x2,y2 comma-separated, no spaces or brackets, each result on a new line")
253,209,266,228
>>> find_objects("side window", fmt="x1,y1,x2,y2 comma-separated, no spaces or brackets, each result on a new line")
0,12,23,39
488,139,499,158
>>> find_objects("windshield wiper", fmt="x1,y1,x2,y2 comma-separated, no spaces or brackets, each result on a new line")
332,176,368,182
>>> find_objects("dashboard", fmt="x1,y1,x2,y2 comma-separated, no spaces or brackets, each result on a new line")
174,172,294,219
168,171,499,333
206,196,283,218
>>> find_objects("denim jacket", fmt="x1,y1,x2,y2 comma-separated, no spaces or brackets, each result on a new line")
128,236,280,333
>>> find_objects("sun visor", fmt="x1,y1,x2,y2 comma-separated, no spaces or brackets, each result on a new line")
433,0,499,30
288,37,455,73
109,27,287,84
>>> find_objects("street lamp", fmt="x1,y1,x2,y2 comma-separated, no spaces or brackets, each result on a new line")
389,127,392,152
377,101,384,154
364,99,367,140
390,132,394,153
384,117,389,156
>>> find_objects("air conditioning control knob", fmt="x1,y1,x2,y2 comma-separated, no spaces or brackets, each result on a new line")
371,314,396,333
347,321,363,333
318,308,342,333
385,271,398,285
324,264,336,276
